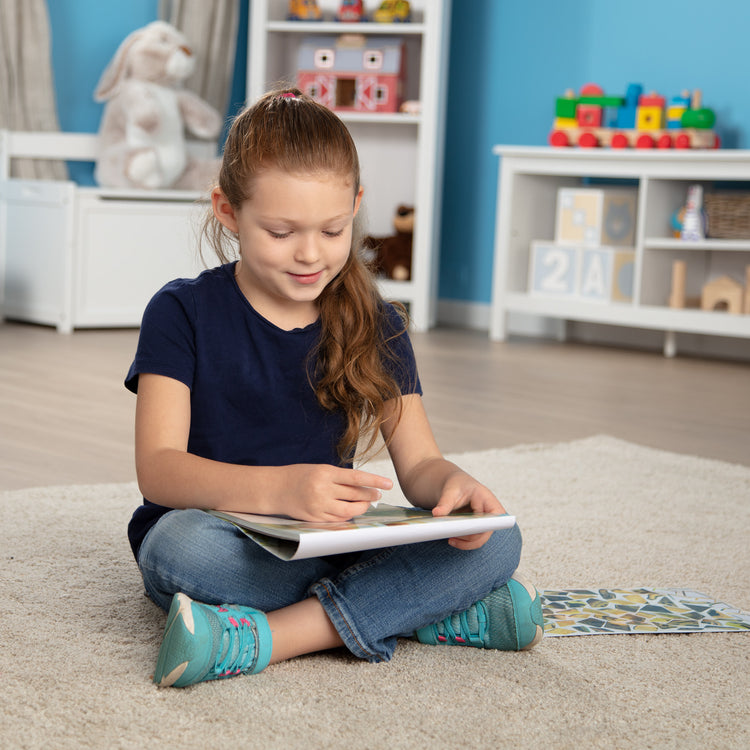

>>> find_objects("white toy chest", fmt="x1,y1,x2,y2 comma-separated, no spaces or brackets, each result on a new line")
0,131,214,333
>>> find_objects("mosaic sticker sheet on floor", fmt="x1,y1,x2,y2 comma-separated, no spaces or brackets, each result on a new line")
541,588,750,636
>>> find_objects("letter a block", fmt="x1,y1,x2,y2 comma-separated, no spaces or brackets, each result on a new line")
579,248,635,303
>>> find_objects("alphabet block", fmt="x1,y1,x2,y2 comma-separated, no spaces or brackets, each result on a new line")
555,187,638,248
580,248,635,303
529,243,580,298
529,242,635,303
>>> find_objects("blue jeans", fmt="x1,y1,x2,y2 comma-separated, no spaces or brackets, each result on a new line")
137,509,523,663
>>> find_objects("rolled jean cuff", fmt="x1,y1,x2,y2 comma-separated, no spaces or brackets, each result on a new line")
309,578,396,663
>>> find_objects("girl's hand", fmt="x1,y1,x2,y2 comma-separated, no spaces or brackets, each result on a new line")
431,470,507,551
277,464,393,523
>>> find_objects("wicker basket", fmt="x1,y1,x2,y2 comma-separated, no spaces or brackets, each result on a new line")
704,192,750,239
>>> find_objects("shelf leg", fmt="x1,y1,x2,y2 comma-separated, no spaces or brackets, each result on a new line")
555,319,568,343
663,331,677,358
489,310,507,342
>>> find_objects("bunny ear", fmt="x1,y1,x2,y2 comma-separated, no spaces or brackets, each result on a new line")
94,26,144,101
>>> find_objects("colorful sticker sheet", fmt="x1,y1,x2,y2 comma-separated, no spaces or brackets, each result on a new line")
541,588,750,637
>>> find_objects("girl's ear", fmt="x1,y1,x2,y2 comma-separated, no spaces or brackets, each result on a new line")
212,187,239,233
353,186,364,218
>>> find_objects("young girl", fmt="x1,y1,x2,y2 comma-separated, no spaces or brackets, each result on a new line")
126,88,543,688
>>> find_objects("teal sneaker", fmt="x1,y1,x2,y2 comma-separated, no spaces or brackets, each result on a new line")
153,592,273,688
415,574,544,651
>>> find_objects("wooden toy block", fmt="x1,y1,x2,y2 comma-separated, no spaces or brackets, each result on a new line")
578,95,625,107
556,95,578,119
639,93,666,108
701,275,744,314
667,92,691,128
669,260,687,308
579,247,635,303
616,82,643,130
554,116,578,129
616,105,637,129
577,103,603,128
555,187,638,247
667,105,687,128
636,105,664,130
624,83,644,105
529,242,579,298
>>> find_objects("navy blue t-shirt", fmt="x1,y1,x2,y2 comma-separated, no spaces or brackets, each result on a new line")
125,262,422,560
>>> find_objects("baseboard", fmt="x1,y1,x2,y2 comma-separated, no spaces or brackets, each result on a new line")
436,299,559,338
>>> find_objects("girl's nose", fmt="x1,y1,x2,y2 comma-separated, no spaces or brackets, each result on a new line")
294,234,319,263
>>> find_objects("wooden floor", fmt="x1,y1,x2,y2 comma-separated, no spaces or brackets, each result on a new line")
1,320,748,491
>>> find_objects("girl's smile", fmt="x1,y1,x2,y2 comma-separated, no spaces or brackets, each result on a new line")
289,270,325,285
212,167,363,330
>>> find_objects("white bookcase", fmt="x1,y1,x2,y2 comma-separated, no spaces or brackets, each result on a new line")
489,146,750,357
247,0,451,330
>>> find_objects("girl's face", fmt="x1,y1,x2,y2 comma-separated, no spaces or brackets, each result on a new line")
213,167,363,330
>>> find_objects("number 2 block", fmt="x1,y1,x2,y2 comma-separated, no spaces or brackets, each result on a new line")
529,244,579,297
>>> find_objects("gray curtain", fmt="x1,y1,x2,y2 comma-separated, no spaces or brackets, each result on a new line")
0,0,67,179
159,0,240,117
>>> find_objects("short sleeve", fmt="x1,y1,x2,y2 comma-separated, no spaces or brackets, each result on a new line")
380,302,422,397
124,281,197,394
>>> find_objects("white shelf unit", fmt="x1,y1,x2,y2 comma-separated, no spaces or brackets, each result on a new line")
247,0,451,331
489,146,750,357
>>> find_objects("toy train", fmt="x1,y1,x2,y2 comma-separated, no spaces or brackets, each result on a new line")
550,83,719,149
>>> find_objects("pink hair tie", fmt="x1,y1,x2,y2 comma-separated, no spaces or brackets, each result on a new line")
278,92,298,99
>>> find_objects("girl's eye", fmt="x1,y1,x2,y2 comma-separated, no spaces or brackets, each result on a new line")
268,230,291,239
323,229,344,238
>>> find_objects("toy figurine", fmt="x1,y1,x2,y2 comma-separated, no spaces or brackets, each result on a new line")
372,1,411,23
681,185,706,241
336,0,365,22
288,0,322,21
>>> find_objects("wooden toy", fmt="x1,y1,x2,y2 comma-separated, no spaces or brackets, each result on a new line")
668,260,687,309
616,83,642,129
336,1,365,22
555,187,638,247
529,242,634,303
580,247,635,303
549,84,719,149
701,275,744,313
529,243,579,298
372,0,411,23
667,91,691,128
296,34,405,113
288,0,323,21
681,185,706,241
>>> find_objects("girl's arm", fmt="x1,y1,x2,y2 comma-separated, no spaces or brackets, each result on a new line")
134,373,391,521
380,393,506,550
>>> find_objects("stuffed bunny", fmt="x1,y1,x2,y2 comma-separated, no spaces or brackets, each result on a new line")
94,21,222,190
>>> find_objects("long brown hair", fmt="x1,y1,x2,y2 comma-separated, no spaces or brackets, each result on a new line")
203,88,407,462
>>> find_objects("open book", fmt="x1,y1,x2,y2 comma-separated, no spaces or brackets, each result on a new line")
209,503,516,561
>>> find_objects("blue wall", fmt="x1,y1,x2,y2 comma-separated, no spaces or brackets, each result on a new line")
439,0,750,306
45,1,750,310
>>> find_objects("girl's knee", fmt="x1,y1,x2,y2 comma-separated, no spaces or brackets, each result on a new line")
137,509,240,606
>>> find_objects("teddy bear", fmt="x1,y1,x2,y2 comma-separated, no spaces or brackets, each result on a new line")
363,204,414,281
93,21,222,191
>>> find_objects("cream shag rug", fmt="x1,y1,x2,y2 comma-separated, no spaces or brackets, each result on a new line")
1,436,749,749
